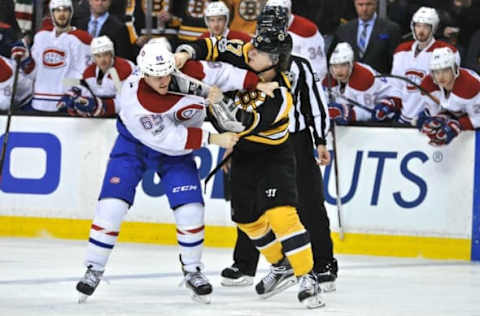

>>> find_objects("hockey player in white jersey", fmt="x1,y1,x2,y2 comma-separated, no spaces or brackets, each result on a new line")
324,42,402,124
57,35,135,117
391,7,460,124
412,47,480,146
263,0,328,79
75,41,267,304
30,0,92,112
0,54,33,110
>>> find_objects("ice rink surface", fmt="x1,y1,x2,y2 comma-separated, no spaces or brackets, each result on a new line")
1,237,479,316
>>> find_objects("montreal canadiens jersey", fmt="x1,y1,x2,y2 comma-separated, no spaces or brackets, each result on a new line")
322,62,402,121
391,39,460,123
0,56,33,110
119,59,259,156
31,28,92,111
82,57,136,113
288,14,327,80
416,68,480,128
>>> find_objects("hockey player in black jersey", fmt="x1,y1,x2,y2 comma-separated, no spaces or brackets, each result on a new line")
176,27,325,309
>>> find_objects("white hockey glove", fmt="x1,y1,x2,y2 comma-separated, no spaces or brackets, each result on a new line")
208,98,245,133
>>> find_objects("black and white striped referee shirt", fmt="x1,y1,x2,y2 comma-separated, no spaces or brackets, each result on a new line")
287,54,330,146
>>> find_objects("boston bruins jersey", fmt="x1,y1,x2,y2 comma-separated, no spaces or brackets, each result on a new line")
188,37,294,151
171,0,209,41
224,0,268,36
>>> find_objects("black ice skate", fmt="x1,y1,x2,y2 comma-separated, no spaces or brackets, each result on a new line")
76,265,104,303
316,258,338,293
297,272,325,309
221,264,254,287
255,257,296,299
182,267,213,304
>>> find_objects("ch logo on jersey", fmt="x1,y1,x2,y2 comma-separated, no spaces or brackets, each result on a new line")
175,104,204,121
265,188,277,198
187,0,210,18
239,0,262,21
405,69,426,92
42,48,66,68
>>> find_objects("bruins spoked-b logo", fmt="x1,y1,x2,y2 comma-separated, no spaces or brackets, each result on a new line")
239,0,262,21
187,0,210,18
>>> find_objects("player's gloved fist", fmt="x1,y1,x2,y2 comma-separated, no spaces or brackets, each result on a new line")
429,118,461,146
10,40,28,61
328,102,352,125
372,99,399,121
415,111,445,136
73,96,105,117
56,86,82,113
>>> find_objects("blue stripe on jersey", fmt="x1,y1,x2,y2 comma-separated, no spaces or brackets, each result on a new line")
178,239,204,247
89,237,114,249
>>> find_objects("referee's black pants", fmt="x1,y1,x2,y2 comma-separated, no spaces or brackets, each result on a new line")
230,129,334,275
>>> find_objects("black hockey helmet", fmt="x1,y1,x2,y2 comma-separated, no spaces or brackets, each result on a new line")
253,27,292,72
256,6,289,32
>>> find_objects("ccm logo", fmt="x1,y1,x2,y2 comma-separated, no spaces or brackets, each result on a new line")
43,49,66,68
172,185,198,193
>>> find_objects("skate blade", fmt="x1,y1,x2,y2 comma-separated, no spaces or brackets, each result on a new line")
259,277,297,299
301,296,326,309
78,293,89,304
221,276,254,287
320,281,336,293
191,293,211,304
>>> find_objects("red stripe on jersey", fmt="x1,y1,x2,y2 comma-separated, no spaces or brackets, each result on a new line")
420,75,440,94
452,69,480,99
243,71,259,91
15,12,32,20
0,22,11,29
113,57,134,80
185,127,203,149
137,79,183,113
394,41,414,54
68,29,92,45
102,98,116,117
426,40,458,53
349,63,375,92
459,115,474,130
0,58,12,83
181,60,206,81
83,63,96,79
289,15,317,38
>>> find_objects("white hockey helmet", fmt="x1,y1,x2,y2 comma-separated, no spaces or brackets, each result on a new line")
147,37,172,52
265,0,292,12
330,42,354,66
410,7,439,42
49,0,74,27
91,36,115,55
137,41,176,77
204,1,230,26
430,47,459,78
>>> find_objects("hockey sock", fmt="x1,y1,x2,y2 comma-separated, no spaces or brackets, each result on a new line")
265,206,313,277
237,214,283,265
174,203,205,273
84,198,128,271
